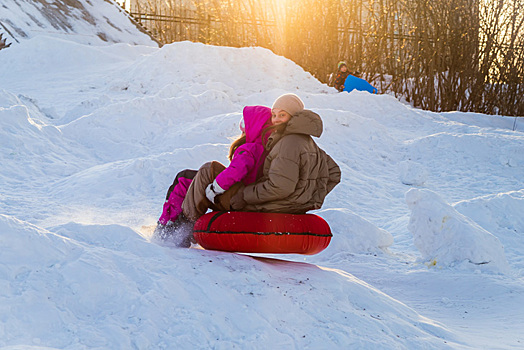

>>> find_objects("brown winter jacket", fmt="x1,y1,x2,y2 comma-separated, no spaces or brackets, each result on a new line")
240,109,341,214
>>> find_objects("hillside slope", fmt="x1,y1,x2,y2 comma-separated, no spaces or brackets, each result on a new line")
0,37,523,349
0,0,158,46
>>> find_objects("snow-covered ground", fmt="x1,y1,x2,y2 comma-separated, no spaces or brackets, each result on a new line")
0,0,156,46
1,36,523,349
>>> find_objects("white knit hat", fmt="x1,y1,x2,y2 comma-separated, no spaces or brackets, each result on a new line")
271,93,305,116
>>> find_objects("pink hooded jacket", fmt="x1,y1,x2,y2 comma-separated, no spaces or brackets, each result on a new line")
158,105,271,225
214,105,271,190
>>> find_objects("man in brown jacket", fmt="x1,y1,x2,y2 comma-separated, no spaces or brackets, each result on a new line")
231,93,341,213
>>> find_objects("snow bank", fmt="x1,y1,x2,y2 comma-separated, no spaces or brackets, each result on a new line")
454,190,524,271
454,190,524,236
406,188,510,273
0,0,157,46
402,129,524,203
123,42,325,98
0,103,84,183
0,36,150,76
318,208,394,254
398,160,429,186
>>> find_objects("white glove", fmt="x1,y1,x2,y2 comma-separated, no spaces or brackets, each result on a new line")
205,179,225,204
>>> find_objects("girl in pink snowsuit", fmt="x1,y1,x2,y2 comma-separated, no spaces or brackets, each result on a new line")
155,105,272,246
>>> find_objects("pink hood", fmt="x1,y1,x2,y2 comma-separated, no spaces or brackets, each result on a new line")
243,105,272,144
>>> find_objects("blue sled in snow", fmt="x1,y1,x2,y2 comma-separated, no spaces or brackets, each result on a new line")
343,74,377,94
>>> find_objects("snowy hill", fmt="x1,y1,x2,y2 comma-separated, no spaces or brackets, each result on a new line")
1,36,524,349
0,0,158,46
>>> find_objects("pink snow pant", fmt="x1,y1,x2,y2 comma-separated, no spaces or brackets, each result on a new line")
158,169,197,225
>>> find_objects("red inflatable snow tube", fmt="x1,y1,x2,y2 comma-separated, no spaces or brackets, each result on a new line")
193,211,332,255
